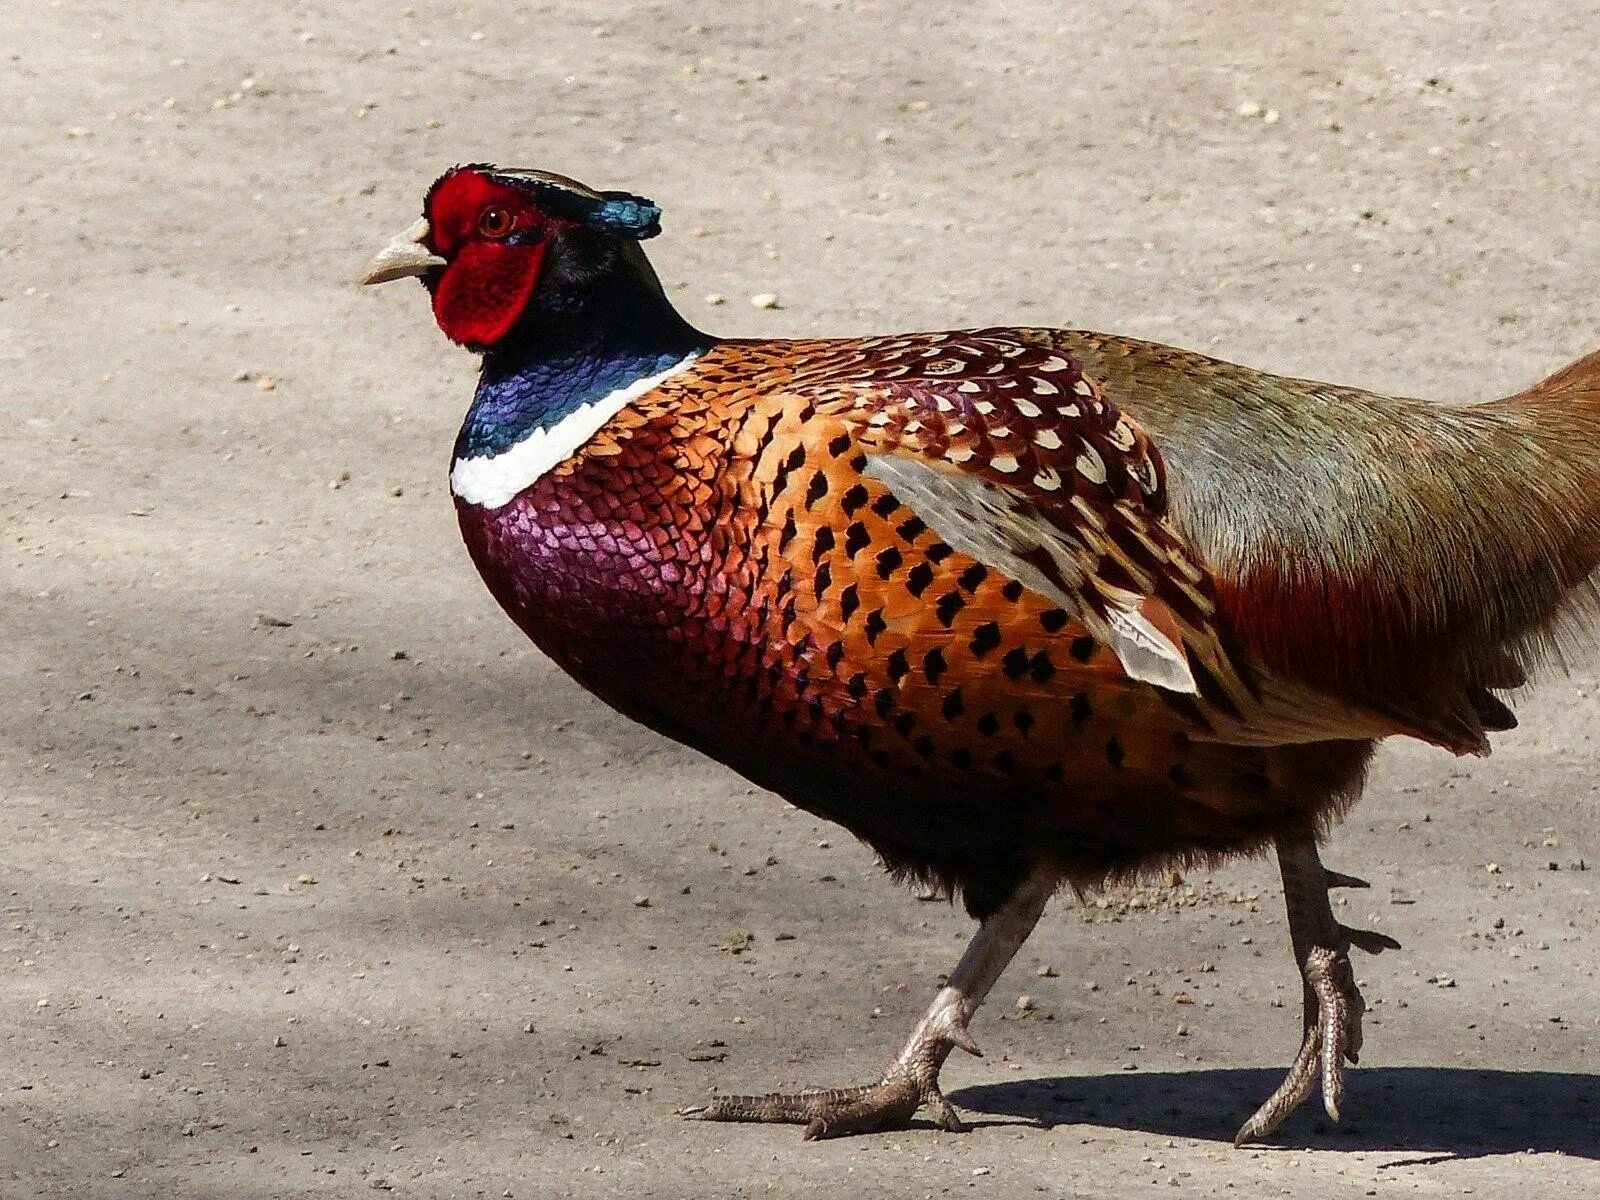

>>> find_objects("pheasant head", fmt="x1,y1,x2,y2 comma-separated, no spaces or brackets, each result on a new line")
360,164,664,350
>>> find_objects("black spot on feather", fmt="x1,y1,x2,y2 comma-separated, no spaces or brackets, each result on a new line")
864,609,888,645
1069,693,1092,727
936,591,966,627
844,522,871,558
970,622,1002,657
906,562,935,598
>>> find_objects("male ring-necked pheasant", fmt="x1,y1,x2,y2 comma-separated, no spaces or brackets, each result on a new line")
362,165,1600,1143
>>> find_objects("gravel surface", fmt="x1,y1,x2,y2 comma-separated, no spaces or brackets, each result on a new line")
3,2,1597,1197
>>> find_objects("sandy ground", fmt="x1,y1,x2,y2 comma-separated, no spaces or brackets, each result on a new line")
4,1,1599,1196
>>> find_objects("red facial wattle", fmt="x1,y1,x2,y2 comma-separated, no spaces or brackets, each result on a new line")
422,168,555,348
430,239,547,347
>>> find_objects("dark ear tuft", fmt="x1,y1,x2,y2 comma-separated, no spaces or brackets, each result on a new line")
588,192,662,240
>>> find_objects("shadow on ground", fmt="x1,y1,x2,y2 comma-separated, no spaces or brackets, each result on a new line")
952,1068,1600,1161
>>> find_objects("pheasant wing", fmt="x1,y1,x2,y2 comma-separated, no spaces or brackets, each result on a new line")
802,329,1406,746
858,455,1198,693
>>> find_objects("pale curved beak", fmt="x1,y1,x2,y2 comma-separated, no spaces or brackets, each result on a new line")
359,217,447,285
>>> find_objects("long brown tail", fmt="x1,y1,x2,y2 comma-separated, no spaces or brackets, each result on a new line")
1238,344,1600,753
1096,334,1600,753
1514,346,1600,408
1487,345,1600,671
1325,346,1600,750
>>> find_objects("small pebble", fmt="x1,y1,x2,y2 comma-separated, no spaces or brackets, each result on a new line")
749,292,780,310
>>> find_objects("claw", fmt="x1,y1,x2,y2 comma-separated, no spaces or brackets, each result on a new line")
946,1025,983,1057
1343,926,1401,955
1323,869,1370,890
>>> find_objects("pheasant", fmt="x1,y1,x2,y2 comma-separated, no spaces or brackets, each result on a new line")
362,164,1600,1144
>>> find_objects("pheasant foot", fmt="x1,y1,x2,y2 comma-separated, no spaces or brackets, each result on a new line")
684,870,1053,1140
1235,831,1400,1146
682,1008,975,1139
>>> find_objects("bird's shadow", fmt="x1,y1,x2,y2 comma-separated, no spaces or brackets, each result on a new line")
951,1067,1600,1162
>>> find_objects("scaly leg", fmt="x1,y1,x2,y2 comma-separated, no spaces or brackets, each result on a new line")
684,869,1055,1140
1234,829,1400,1145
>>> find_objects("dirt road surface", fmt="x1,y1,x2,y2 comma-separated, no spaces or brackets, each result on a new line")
4,2,1597,1196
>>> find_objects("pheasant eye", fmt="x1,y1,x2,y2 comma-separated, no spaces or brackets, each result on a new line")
477,206,515,238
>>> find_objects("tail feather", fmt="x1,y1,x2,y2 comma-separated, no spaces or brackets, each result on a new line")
1515,346,1600,406
1365,345,1600,749
1492,346,1600,663
1086,332,1600,753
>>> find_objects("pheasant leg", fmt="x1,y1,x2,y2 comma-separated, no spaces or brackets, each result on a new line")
1234,830,1400,1145
685,870,1054,1140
